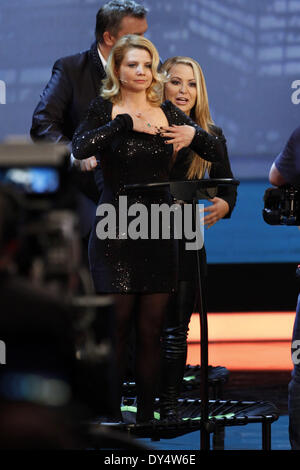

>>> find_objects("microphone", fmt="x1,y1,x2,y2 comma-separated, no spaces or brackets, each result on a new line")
119,78,128,84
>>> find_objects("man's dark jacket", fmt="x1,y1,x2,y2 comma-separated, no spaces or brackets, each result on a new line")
30,42,105,236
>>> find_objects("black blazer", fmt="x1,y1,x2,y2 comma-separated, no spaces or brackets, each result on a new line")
30,42,105,236
31,42,105,146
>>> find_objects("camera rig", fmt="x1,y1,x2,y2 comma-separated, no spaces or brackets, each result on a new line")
0,142,83,283
263,184,300,225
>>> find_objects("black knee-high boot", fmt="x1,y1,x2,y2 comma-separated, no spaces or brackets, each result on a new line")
160,324,188,419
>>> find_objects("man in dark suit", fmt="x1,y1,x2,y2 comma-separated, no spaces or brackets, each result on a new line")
30,0,148,238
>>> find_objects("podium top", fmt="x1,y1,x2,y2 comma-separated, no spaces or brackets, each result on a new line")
125,178,240,200
125,178,239,189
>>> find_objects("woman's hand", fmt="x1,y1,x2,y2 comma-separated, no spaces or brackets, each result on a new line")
73,156,98,171
161,125,196,152
201,197,230,228
129,113,160,135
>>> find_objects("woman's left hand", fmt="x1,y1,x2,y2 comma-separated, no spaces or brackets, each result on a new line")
161,125,196,152
201,197,230,228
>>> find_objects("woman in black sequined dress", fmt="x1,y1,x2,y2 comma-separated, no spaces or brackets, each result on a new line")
72,36,225,423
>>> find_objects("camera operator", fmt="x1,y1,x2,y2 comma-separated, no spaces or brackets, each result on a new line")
269,125,300,450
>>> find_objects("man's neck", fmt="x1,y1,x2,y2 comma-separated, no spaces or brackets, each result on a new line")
97,42,111,62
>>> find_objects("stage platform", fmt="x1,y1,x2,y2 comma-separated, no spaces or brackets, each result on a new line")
95,311,293,451
165,311,293,450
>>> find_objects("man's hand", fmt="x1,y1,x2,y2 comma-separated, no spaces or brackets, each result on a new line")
73,156,98,171
201,197,230,229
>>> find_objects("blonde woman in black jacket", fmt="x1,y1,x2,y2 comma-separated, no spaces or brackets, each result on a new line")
159,56,237,420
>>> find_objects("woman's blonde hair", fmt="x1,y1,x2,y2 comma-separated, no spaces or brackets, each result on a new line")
161,56,216,179
101,34,166,105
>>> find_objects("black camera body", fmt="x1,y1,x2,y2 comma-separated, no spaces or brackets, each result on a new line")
0,143,81,280
0,142,74,210
263,185,300,225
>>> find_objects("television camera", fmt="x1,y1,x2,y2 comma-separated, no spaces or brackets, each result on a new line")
263,184,300,226
0,142,82,286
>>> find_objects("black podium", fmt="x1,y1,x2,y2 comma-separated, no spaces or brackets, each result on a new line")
97,178,278,450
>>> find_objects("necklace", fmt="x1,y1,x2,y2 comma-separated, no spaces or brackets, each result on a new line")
135,112,161,133
136,112,151,127
116,102,162,133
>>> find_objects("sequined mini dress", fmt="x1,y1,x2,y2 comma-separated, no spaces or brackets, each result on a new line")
72,98,224,294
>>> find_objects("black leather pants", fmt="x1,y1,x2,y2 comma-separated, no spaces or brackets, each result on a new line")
160,244,207,419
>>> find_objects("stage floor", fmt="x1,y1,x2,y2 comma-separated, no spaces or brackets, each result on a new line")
138,416,289,450
173,311,294,450
138,369,290,450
